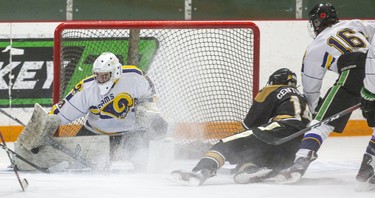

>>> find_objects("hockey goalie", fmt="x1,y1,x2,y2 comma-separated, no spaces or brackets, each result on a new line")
14,52,168,172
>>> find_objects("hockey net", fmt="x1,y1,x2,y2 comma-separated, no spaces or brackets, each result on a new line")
53,21,259,155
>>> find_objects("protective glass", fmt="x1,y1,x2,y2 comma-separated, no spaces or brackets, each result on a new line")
307,21,316,38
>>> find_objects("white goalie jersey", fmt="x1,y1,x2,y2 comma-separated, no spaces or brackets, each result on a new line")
302,19,375,111
50,65,156,135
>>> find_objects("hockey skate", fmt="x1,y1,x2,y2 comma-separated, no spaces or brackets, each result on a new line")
233,163,273,184
356,153,375,182
355,153,375,191
273,150,317,184
169,169,211,186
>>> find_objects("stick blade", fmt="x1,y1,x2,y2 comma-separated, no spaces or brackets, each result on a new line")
21,178,28,191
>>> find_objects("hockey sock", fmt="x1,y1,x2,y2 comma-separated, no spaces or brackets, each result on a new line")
365,129,375,156
192,157,219,175
299,120,334,152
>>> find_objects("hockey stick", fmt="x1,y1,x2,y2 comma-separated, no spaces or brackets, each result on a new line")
0,108,94,168
252,103,361,145
0,143,50,173
0,109,67,173
43,137,93,167
0,142,69,173
0,131,28,191
0,108,24,126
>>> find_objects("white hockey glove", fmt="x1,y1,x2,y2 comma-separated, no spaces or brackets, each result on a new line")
135,102,168,138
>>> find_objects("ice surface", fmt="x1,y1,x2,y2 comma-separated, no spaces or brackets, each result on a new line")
0,136,374,198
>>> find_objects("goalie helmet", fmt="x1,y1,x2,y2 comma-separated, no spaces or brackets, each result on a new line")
268,68,297,87
93,52,122,95
309,3,339,36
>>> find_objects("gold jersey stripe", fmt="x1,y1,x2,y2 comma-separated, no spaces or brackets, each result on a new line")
204,150,225,168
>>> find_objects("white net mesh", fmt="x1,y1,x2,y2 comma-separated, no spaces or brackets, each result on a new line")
54,21,259,156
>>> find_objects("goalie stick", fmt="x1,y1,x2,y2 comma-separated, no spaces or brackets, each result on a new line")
0,108,94,168
252,103,361,145
0,108,24,127
0,131,28,191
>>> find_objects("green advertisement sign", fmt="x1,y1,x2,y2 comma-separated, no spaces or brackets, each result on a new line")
0,38,158,107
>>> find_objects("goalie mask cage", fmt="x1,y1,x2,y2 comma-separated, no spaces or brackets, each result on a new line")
53,20,259,156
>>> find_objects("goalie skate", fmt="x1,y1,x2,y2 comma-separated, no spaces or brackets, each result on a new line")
169,169,210,186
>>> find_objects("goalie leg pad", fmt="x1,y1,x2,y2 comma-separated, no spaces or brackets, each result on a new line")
15,136,110,171
146,137,175,173
14,141,68,171
17,103,61,150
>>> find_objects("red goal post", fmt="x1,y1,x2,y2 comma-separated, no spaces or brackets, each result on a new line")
53,20,260,145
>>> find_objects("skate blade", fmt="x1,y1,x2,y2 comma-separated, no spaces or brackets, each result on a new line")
234,168,273,184
21,178,28,191
272,172,302,184
168,171,202,186
355,182,375,192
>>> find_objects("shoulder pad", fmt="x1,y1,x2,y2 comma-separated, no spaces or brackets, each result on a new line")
255,85,281,102
121,65,143,75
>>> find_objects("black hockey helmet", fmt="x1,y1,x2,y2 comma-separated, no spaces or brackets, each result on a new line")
309,3,339,36
268,68,297,87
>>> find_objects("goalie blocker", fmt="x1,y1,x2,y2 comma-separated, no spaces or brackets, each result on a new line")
15,103,110,171
17,103,60,151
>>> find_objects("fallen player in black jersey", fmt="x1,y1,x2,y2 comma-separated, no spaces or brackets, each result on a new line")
169,68,312,186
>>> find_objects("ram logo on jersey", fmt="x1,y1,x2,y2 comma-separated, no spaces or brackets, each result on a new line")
97,94,115,109
90,92,134,119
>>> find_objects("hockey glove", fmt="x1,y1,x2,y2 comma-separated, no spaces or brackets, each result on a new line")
360,87,375,127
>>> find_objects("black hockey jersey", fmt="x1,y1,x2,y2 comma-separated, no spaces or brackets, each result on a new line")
243,85,311,130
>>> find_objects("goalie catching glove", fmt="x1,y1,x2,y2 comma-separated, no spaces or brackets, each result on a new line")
135,101,168,139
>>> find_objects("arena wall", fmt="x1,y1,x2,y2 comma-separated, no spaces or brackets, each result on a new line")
0,20,371,141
